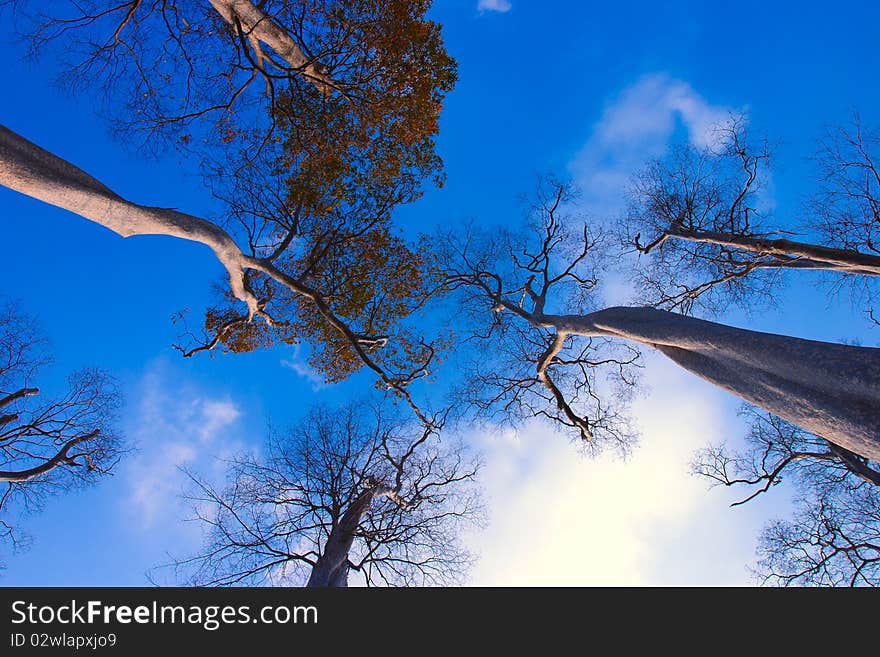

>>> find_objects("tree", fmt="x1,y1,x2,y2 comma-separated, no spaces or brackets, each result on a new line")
0,123,438,422
443,178,880,461
757,484,879,586
625,116,880,318
0,0,457,423
694,406,880,508
2,2,473,584
692,407,880,586
0,299,122,558
444,180,642,453
6,2,878,588
12,0,454,159
167,402,481,587
623,117,880,584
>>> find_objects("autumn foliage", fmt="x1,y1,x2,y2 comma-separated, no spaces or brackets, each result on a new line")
195,1,455,382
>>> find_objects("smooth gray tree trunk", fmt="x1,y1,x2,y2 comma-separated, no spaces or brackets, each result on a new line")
548,306,880,461
306,488,376,588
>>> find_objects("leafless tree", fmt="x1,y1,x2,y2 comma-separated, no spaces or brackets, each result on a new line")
693,406,880,508
691,406,880,586
165,402,482,587
757,484,880,587
621,116,880,585
0,300,122,559
444,179,642,452
809,115,880,321
626,115,880,319
444,178,880,461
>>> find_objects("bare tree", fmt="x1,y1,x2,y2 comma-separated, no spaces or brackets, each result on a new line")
691,406,880,586
0,300,122,557
166,402,481,587
626,116,880,318
757,485,880,586
621,116,880,585
444,180,642,452
444,178,880,461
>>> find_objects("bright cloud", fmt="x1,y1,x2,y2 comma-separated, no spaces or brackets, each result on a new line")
570,73,739,212
478,0,512,13
465,356,771,585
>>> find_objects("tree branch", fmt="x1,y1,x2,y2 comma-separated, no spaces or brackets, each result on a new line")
0,429,100,483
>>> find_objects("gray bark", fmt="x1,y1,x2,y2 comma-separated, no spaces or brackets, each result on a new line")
0,124,260,316
660,226,880,275
207,0,332,92
545,306,880,461
306,487,378,588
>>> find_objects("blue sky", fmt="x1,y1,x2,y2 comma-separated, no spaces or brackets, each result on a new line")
1,0,878,585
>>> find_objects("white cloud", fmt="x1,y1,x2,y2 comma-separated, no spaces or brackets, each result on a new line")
465,356,774,585
124,363,245,530
570,73,739,213
478,0,512,13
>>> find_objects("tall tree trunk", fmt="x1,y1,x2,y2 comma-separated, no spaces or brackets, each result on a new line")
306,488,378,588
546,306,880,461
